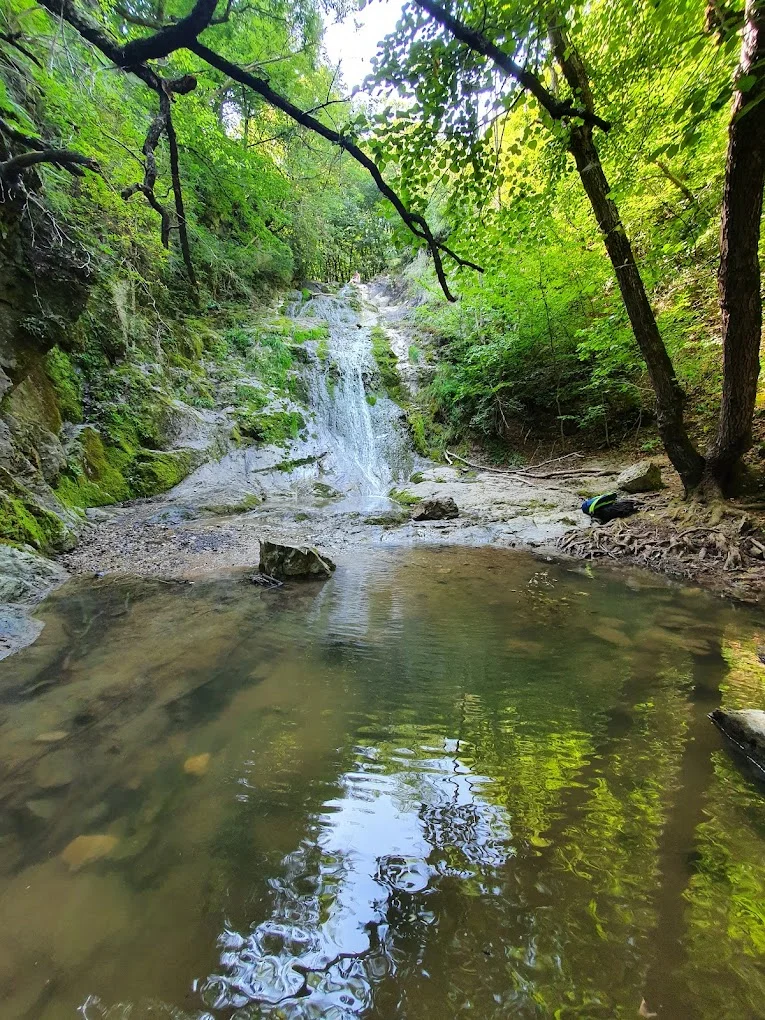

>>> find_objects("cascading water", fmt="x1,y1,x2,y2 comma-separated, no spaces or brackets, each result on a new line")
169,284,421,513
289,286,418,505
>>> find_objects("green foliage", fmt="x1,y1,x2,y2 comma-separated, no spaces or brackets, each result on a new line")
369,0,741,452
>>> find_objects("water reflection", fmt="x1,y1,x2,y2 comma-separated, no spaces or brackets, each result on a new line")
205,741,510,1016
1,547,764,1019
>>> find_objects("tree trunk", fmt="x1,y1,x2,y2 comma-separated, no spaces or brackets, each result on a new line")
549,18,705,488
704,0,765,493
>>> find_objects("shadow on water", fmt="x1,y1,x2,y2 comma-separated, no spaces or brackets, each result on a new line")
1,547,765,1019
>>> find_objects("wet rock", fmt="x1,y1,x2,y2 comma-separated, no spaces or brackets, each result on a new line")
364,509,408,526
183,752,211,776
756,645,765,665
411,496,460,521
0,606,43,661
259,541,336,580
711,709,765,769
34,749,77,790
616,461,663,493
60,833,119,871
146,505,200,527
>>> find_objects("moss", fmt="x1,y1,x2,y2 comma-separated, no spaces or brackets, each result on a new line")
406,409,430,457
293,323,328,345
55,427,131,508
370,326,404,403
201,495,261,514
409,471,425,484
316,337,330,363
274,454,321,472
366,393,377,406
388,487,422,507
44,347,83,423
0,468,67,551
5,363,62,432
130,449,196,497
236,408,304,445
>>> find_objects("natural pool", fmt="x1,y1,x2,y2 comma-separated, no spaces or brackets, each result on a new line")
1,546,764,1019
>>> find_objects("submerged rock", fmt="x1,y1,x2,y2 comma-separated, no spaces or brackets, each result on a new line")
183,752,211,776
61,834,119,871
259,541,336,579
616,461,663,493
711,708,765,770
411,496,460,521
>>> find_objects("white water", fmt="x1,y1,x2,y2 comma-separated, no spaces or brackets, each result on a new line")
170,285,420,512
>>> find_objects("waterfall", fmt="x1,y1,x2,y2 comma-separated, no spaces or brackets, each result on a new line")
170,285,420,512
293,287,417,505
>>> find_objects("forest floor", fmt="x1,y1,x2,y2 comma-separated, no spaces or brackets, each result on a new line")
59,450,765,604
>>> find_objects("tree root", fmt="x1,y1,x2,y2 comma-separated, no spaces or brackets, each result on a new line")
558,514,765,593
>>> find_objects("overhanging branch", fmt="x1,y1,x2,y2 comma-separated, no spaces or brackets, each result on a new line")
189,40,481,299
412,0,611,132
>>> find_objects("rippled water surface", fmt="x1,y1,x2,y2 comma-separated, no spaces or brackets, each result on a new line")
2,547,765,1019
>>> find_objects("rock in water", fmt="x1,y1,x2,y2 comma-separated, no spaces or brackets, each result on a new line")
411,497,459,521
61,834,119,871
711,708,765,770
616,461,663,493
259,541,336,579
183,752,211,776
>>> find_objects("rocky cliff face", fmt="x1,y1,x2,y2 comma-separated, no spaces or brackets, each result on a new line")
0,194,232,553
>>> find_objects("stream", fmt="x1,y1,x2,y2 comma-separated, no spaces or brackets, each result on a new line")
2,291,765,1019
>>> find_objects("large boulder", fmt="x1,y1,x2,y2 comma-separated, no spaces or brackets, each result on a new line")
0,544,68,604
616,461,663,493
411,496,459,521
710,708,765,770
258,540,335,580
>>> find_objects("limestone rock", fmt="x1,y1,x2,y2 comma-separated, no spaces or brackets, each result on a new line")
711,708,765,769
183,752,211,776
259,540,336,579
616,461,663,493
0,544,69,605
0,606,44,661
61,834,119,871
411,496,459,521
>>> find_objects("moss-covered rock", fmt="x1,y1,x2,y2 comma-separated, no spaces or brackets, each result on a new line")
130,449,197,497
236,408,304,445
44,347,83,424
370,326,404,403
0,468,68,551
55,427,131,508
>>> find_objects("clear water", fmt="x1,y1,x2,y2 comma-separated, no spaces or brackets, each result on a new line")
2,547,765,1019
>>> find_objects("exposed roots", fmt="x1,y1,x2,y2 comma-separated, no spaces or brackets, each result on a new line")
558,512,765,599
